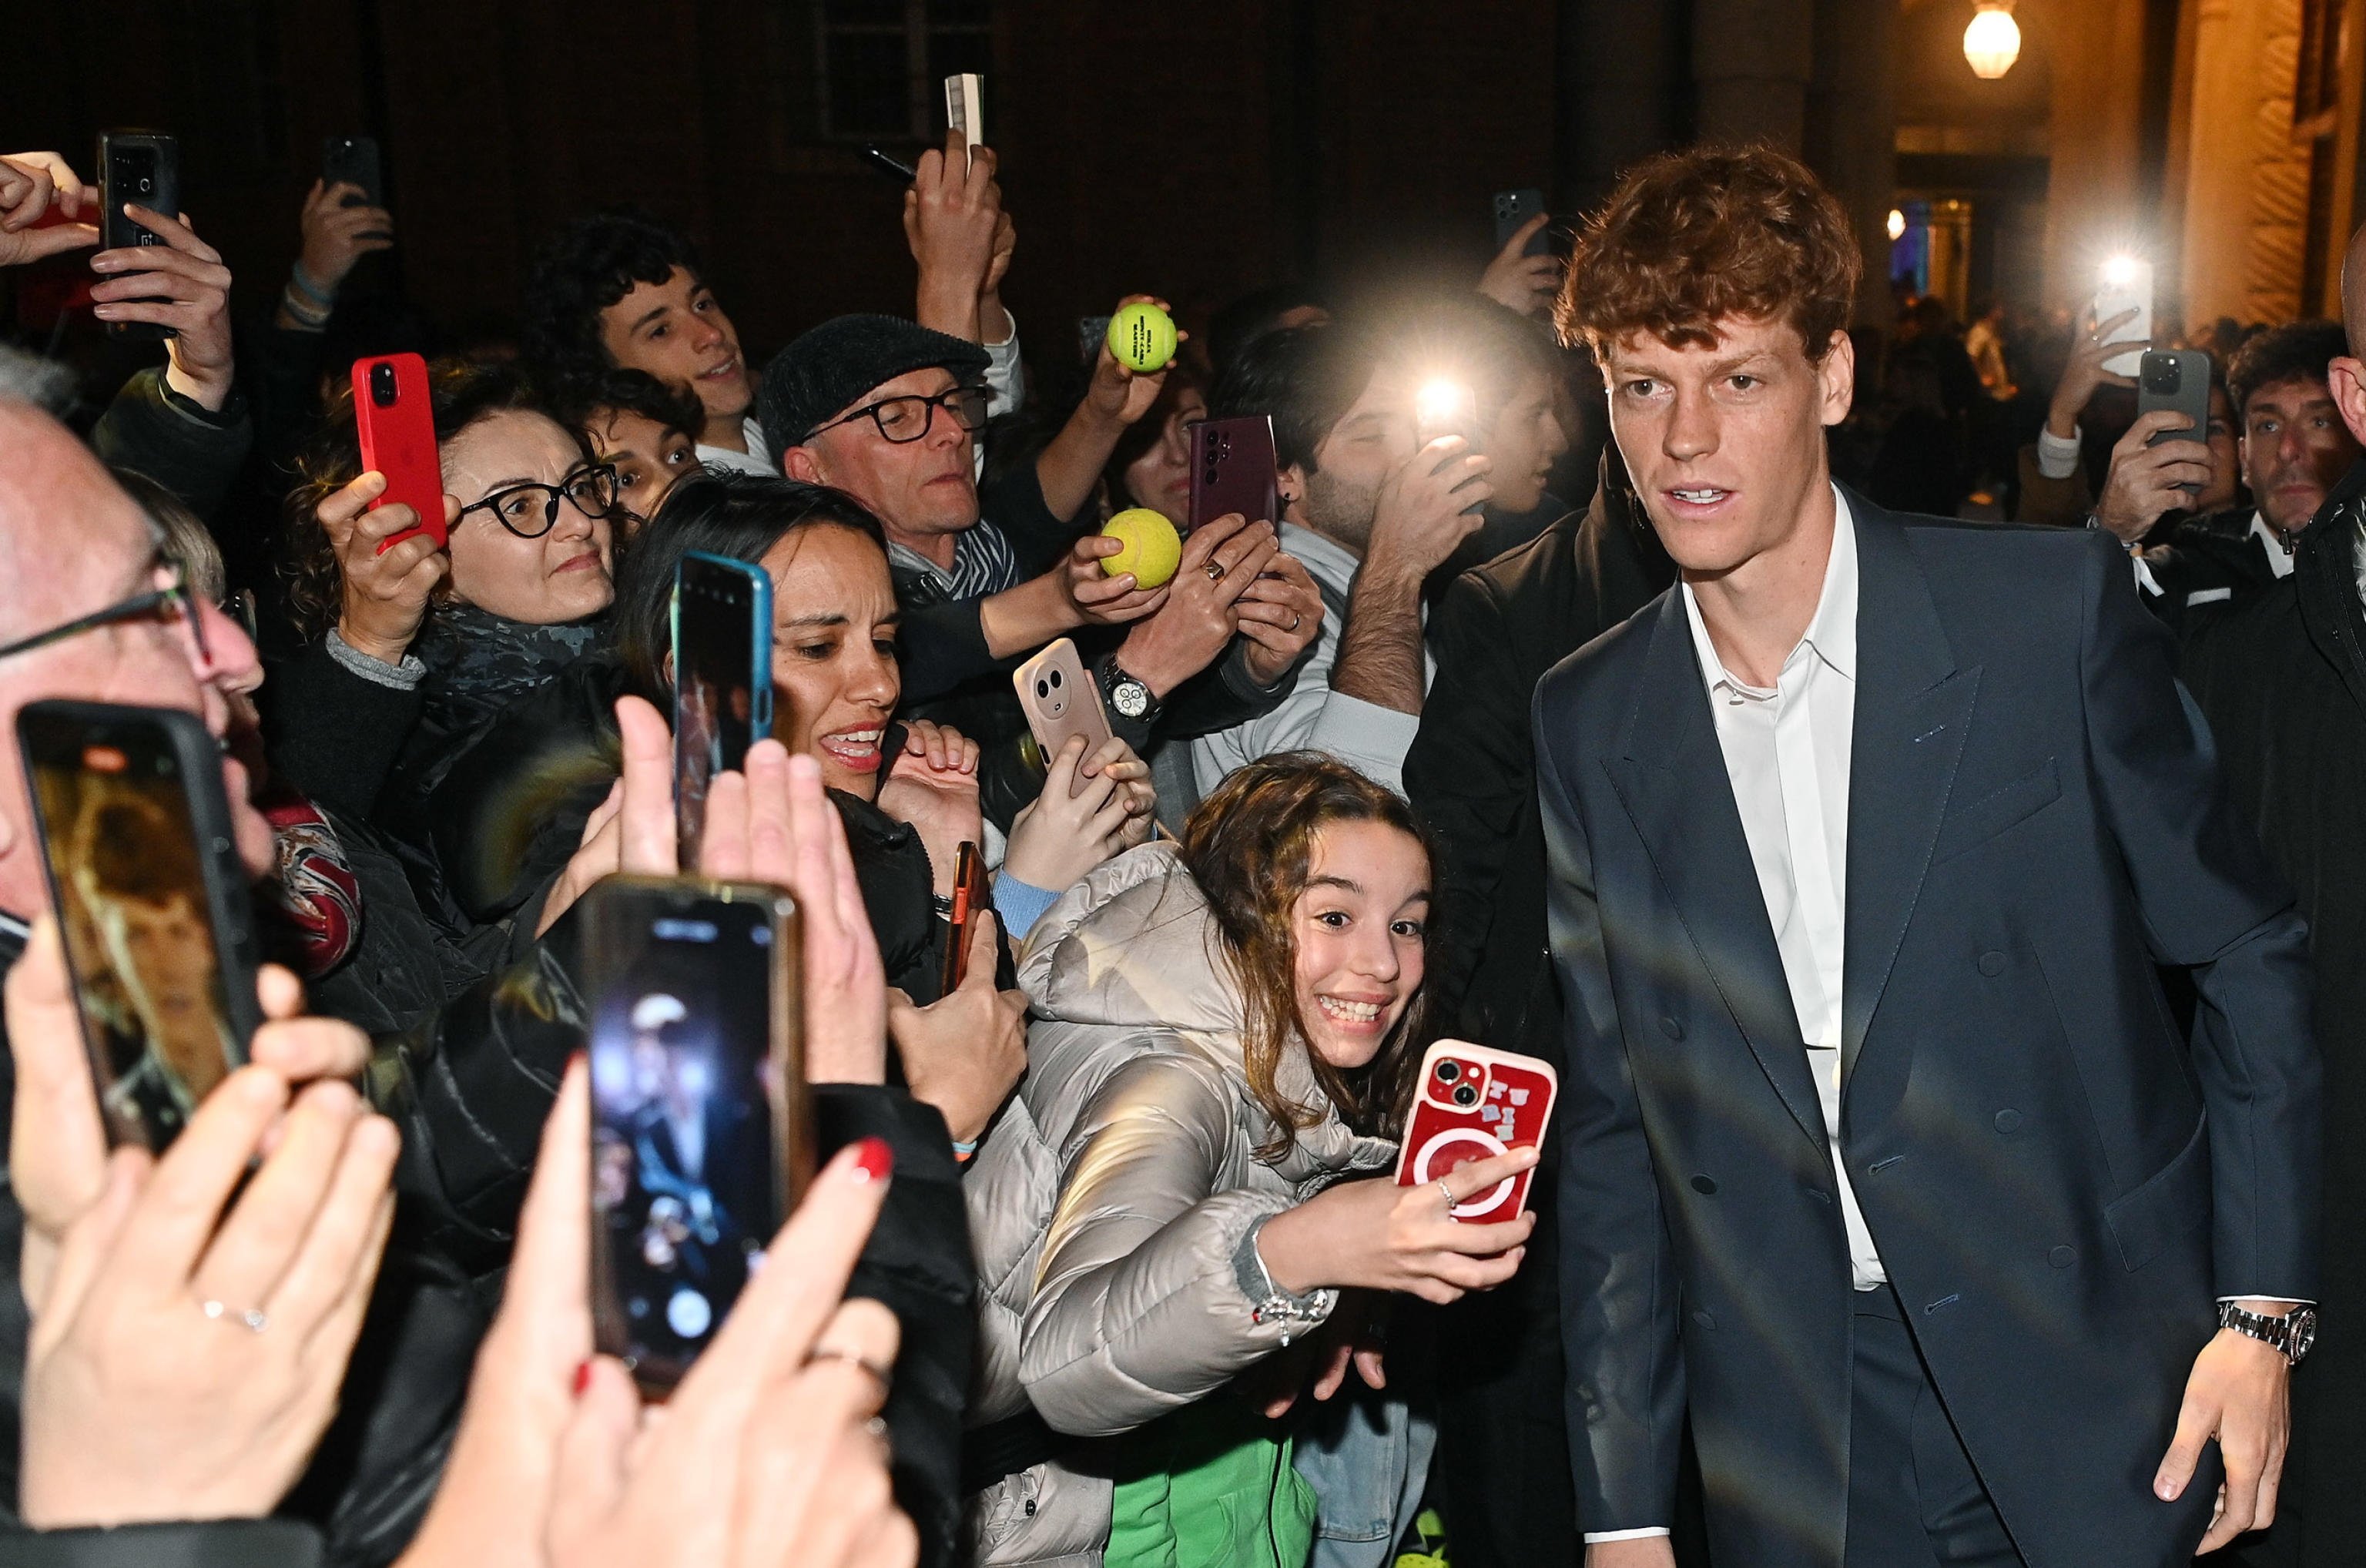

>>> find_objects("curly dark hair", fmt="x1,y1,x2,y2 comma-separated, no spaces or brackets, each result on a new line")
612,474,892,705
520,211,705,381
548,364,709,445
2226,318,2348,419
279,358,558,643
1180,752,1433,1157
1560,143,1860,363
1208,323,1378,477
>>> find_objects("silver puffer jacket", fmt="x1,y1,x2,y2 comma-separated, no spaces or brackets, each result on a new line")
963,844,1397,1567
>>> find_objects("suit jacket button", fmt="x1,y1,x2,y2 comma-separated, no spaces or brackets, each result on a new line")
2049,1245,2076,1268
1691,1309,1716,1330
1691,1174,1718,1194
1994,1109,2024,1134
1660,1015,1684,1040
1978,950,2007,977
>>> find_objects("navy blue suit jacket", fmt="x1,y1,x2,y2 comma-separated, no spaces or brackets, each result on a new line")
1534,495,2319,1567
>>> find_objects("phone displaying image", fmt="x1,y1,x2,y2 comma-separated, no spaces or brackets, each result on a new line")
1013,638,1113,792
2093,256,2153,380
351,353,446,551
321,135,389,239
16,701,261,1153
586,876,806,1395
2137,350,2214,496
1393,1040,1557,1225
1492,188,1550,256
96,131,179,342
939,842,987,994
1187,415,1281,534
672,552,775,863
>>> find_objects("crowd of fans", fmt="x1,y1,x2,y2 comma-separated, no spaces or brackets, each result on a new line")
0,112,2354,1568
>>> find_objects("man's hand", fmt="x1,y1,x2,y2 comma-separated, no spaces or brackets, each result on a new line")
296,178,394,296
907,129,1002,343
1110,513,1274,697
2095,410,2212,545
1233,551,1324,688
1584,1539,1677,1567
886,916,1026,1144
1478,213,1561,320
91,206,236,411
0,152,97,267
1366,436,1490,585
2156,1319,2293,1553
2047,306,2143,442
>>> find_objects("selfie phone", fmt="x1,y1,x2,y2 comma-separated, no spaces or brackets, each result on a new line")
2093,256,2153,380
585,875,808,1395
1393,1040,1557,1225
1013,638,1113,792
672,552,776,863
350,353,446,552
863,145,918,183
16,701,262,1154
939,842,987,993
96,131,180,341
1187,415,1281,534
944,72,984,159
1416,380,1485,514
1492,188,1550,256
321,135,389,237
2137,350,2214,496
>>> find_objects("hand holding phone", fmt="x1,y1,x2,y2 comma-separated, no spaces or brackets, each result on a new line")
2136,350,2214,495
1392,1041,1557,1224
352,353,447,552
1188,415,1282,534
93,132,179,341
1013,640,1114,786
943,73,984,164
303,137,395,291
0,152,99,269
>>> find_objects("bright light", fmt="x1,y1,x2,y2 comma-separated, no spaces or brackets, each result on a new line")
1886,208,1907,242
1964,2,2021,79
1415,377,1470,431
2100,254,2141,288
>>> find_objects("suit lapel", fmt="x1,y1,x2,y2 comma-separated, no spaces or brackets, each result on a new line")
1840,498,1979,1088
1607,591,1829,1156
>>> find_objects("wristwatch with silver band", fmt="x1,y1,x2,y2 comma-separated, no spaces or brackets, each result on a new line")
2218,1301,2316,1364
1097,655,1160,724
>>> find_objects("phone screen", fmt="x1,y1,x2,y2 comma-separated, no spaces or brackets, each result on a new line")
672,554,772,859
20,709,246,1151
588,884,792,1389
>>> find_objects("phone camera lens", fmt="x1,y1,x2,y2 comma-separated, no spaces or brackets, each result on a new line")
1452,1084,1479,1107
1034,678,1050,699
1048,668,1062,688
136,176,152,193
371,363,397,407
1434,1060,1460,1083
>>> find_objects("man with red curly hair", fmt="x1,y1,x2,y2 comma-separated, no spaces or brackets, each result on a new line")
1535,146,2320,1567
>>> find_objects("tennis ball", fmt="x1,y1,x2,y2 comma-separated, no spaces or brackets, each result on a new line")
1100,508,1182,589
1105,301,1178,374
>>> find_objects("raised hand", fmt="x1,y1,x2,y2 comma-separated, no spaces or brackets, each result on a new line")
90,205,237,410
317,470,454,665
1254,1147,1539,1305
297,177,395,297
1477,213,1561,320
0,152,98,267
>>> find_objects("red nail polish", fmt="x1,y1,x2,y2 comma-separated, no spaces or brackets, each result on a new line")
571,1359,592,1395
851,1136,893,1183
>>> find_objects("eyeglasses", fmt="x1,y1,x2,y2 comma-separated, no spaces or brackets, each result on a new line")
454,464,621,539
813,385,991,445
0,554,212,667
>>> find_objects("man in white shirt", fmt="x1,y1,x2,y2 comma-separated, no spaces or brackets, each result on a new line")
1537,146,2319,1568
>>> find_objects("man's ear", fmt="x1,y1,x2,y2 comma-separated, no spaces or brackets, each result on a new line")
782,444,826,484
2330,357,2366,447
1276,462,1309,521
1817,330,1856,429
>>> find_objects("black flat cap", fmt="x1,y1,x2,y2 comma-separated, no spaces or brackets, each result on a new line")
758,314,992,452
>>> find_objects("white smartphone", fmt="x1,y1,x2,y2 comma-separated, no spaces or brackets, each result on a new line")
2093,256,2153,380
944,73,984,162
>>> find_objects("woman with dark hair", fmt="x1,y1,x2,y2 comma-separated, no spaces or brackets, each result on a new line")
966,752,1537,1567
1101,360,1208,526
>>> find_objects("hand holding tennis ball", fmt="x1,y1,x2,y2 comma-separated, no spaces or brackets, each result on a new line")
1106,302,1178,374
1100,508,1182,589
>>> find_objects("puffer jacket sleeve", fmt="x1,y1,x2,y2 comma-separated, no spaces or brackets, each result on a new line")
1018,1047,1309,1439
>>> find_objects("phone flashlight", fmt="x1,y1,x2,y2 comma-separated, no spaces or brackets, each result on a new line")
1416,377,1476,442
2100,254,2143,288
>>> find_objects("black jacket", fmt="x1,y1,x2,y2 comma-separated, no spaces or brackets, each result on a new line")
1537,495,2317,1566
2181,464,2366,1568
88,368,253,524
2136,507,2287,636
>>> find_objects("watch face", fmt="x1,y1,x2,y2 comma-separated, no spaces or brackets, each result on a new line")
1111,680,1149,719
2291,1309,2317,1362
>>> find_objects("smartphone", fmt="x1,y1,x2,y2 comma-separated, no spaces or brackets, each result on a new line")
16,701,262,1153
1416,380,1485,514
321,134,390,240
351,353,446,552
2093,256,2153,380
863,144,917,183
585,876,807,1394
2137,350,2214,496
96,131,179,341
672,552,775,862
1394,1040,1558,1225
1013,638,1113,791
939,842,987,994
1493,188,1550,256
944,72,984,159
1187,415,1281,534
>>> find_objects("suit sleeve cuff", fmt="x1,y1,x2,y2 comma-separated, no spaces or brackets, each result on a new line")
1583,1527,1673,1542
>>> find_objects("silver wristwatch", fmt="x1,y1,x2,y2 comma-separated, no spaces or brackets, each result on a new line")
2219,1302,2317,1364
1098,658,1157,722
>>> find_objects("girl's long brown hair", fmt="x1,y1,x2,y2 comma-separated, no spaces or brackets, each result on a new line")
1179,752,1433,1159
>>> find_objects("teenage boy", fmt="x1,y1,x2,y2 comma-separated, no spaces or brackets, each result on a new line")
1538,146,2318,1568
551,367,705,534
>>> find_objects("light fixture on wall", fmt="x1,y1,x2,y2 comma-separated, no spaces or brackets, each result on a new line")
1964,0,2021,79
1887,208,1908,242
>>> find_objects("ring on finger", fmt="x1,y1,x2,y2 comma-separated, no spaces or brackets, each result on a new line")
1435,1179,1456,1211
1203,558,1227,581
808,1344,894,1395
199,1298,269,1334
864,1414,894,1462
1287,612,1302,633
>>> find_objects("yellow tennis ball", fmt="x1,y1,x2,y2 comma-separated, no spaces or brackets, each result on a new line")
1105,302,1178,374
1100,508,1182,589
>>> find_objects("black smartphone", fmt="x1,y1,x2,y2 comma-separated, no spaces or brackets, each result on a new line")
1493,187,1550,256
2138,349,2214,496
672,552,774,864
585,876,806,1394
1188,415,1281,534
863,144,917,183
16,701,261,1153
321,134,390,240
96,131,180,342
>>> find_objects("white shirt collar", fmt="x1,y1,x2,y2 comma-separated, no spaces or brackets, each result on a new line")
1680,484,1859,695
2250,511,2299,579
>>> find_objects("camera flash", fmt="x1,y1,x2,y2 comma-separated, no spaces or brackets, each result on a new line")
2100,255,2142,288
1416,378,1469,429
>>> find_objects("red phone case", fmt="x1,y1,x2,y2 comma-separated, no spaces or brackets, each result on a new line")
1393,1040,1557,1225
351,353,446,551
1188,415,1280,535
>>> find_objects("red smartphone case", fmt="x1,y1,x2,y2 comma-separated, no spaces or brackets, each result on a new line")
1393,1040,1557,1225
351,353,446,551
1188,415,1280,535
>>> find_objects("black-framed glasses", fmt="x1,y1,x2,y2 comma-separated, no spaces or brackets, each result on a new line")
0,554,210,667
454,464,621,539
813,385,991,445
